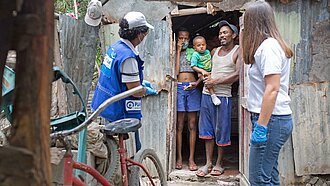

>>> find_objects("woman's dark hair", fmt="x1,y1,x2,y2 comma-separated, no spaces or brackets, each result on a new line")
243,1,293,64
118,18,149,41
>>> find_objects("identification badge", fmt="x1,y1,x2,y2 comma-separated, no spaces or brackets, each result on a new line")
125,100,141,111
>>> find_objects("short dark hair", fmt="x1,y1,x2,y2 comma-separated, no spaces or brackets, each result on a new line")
118,18,149,41
193,35,206,45
176,27,190,36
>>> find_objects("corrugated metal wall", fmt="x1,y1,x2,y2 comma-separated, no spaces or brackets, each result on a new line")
139,20,174,176
291,82,330,175
59,15,98,112
99,24,120,57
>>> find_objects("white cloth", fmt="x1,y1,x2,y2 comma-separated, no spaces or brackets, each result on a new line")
247,38,292,115
121,58,140,82
120,39,140,83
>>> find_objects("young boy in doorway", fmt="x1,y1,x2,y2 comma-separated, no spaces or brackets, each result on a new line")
190,36,221,105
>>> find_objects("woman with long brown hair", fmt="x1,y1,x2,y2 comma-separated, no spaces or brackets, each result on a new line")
242,1,293,185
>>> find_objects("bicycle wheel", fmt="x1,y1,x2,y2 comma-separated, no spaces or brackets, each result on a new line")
102,137,120,184
129,148,167,186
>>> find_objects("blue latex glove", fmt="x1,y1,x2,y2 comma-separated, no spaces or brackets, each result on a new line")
251,123,268,144
142,80,152,88
142,80,158,95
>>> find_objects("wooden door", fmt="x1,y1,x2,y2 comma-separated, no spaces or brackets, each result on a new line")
238,16,251,185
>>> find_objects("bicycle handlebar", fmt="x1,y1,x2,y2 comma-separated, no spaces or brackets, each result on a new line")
53,66,88,116
50,85,144,139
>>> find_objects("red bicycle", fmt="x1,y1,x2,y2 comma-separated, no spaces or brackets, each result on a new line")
50,86,167,186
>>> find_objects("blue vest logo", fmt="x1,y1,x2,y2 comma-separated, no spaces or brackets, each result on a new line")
103,54,113,69
125,100,141,111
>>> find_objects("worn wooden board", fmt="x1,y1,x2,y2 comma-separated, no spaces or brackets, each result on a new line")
0,146,35,185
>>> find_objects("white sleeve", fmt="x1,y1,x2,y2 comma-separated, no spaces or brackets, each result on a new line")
259,41,282,77
120,58,140,83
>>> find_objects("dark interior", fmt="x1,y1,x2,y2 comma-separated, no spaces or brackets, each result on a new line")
172,9,242,175
172,9,241,50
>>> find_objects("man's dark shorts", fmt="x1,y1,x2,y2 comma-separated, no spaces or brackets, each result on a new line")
198,94,232,146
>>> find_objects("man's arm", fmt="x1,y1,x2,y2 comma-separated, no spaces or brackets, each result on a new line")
210,48,217,56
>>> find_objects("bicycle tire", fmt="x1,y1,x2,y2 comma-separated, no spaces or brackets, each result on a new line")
129,148,167,186
102,137,120,184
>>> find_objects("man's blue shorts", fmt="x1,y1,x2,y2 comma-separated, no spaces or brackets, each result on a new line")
177,82,201,112
198,94,232,146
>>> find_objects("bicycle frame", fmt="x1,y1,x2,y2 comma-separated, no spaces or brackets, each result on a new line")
62,133,157,186
62,139,111,186
117,133,157,186
51,85,146,186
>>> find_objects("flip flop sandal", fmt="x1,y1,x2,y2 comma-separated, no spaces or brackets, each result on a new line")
210,166,225,176
196,164,212,177
188,163,198,171
175,162,182,170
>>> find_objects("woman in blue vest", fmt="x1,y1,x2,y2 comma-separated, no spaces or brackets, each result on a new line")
91,11,157,152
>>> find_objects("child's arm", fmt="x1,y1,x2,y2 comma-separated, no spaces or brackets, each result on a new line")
192,66,209,77
190,52,210,77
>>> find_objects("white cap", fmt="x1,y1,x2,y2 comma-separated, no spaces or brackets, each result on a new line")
84,0,102,26
124,11,154,29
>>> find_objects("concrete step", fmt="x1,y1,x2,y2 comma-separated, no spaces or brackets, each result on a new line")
168,169,240,186
167,180,218,185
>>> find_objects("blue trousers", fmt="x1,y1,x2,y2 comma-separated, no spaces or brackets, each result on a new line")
135,130,141,152
249,113,293,186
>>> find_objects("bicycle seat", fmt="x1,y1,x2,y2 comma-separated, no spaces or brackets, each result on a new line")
103,118,141,135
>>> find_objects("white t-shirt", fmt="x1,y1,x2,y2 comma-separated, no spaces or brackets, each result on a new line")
120,39,140,83
247,38,292,115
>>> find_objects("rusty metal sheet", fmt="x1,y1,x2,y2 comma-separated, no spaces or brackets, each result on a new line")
291,81,330,176
138,20,173,92
270,0,330,84
269,0,330,179
139,20,173,176
59,14,98,112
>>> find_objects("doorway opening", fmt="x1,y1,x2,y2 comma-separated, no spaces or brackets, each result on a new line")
171,9,242,178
